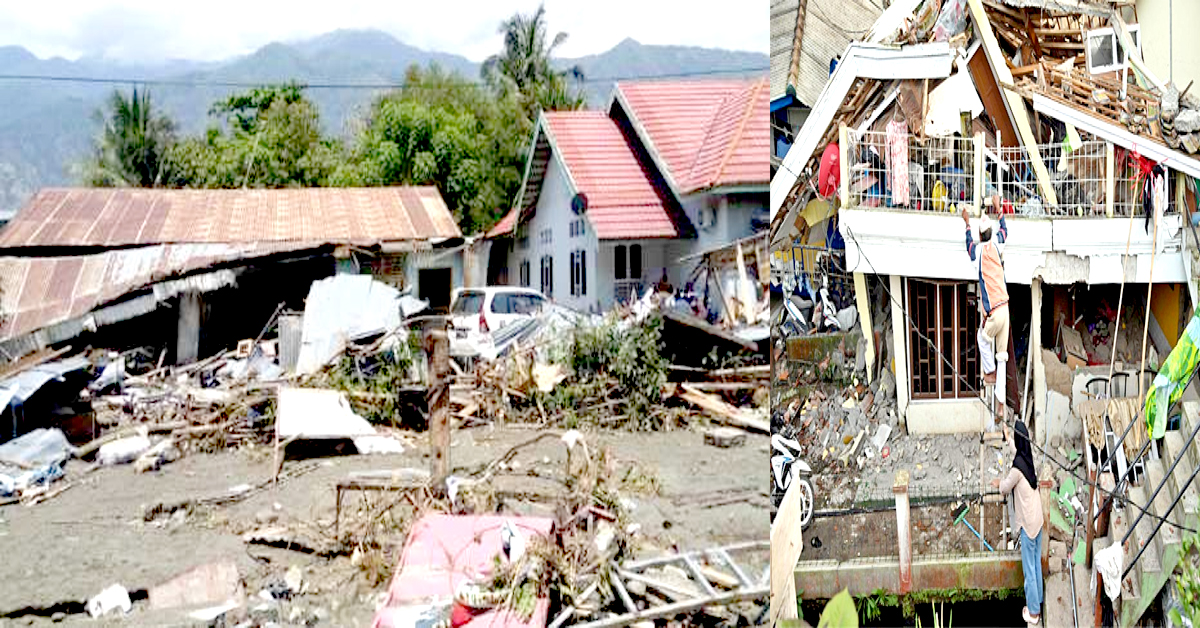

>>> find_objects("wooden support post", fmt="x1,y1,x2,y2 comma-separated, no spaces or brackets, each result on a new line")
426,325,450,491
1039,464,1053,576
770,473,805,624
176,291,202,366
895,469,912,594
974,132,985,214
1085,467,1097,568
839,124,851,210
854,272,875,384
1106,142,1116,218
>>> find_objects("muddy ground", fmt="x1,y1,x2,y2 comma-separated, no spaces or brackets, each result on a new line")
0,425,769,626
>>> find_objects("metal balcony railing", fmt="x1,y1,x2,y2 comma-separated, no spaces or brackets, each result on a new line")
841,129,1180,218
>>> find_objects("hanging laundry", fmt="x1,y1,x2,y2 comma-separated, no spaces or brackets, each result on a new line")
886,119,910,206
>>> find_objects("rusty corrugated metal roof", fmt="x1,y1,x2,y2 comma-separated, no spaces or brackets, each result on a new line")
615,77,771,194
0,187,461,249
0,242,303,340
543,112,678,240
486,207,519,238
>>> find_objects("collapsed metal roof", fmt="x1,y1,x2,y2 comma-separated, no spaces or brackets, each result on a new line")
0,187,462,250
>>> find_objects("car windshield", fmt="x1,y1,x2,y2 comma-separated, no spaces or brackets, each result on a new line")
451,291,485,315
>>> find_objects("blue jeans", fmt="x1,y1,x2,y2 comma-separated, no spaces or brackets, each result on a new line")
1020,528,1044,615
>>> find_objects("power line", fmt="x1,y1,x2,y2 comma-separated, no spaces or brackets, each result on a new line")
840,220,1195,535
0,65,768,90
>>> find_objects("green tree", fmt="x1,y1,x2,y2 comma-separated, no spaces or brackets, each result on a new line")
163,83,339,188
87,87,177,187
481,3,585,122
333,65,527,232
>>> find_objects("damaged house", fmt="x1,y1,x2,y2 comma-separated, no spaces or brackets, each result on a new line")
482,78,771,321
773,0,1200,624
0,187,461,438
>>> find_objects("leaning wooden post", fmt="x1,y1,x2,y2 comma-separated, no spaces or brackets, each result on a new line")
973,132,985,214
1105,142,1116,218
426,323,450,491
1085,467,1097,568
895,469,912,594
1039,463,1053,576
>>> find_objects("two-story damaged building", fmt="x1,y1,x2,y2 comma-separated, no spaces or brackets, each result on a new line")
483,78,771,315
773,0,1200,621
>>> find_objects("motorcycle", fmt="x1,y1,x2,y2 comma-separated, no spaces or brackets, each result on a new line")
771,433,814,529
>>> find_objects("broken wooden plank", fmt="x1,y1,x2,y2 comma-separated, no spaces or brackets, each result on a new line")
678,384,768,433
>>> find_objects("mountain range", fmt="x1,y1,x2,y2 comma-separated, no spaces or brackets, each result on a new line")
0,30,766,215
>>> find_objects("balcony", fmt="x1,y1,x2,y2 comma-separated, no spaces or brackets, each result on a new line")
835,129,1188,286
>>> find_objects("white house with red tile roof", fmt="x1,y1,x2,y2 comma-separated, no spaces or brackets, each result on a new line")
485,77,770,313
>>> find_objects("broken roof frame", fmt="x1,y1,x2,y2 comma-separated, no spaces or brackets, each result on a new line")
769,41,957,221
771,1,1200,225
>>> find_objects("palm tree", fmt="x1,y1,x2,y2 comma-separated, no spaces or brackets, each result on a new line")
481,4,585,120
87,86,176,187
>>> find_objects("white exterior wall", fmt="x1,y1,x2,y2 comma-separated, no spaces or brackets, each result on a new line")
860,211,1186,434
840,210,1186,285
505,155,600,312
1135,0,1199,95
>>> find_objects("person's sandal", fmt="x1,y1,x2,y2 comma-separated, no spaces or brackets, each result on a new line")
1023,606,1040,625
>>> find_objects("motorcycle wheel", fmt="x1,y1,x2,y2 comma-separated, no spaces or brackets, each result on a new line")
797,477,814,529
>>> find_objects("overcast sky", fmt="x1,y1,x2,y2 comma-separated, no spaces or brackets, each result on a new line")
0,1,767,63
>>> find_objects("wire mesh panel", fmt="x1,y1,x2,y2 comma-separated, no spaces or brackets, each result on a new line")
843,130,1180,218
846,130,978,214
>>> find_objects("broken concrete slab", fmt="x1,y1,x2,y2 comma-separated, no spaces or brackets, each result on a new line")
149,559,243,611
703,427,748,448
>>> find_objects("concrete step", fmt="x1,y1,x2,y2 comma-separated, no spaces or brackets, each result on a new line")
1125,482,1162,575
1107,506,1142,604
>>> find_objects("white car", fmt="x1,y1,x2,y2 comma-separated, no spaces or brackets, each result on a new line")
449,287,549,357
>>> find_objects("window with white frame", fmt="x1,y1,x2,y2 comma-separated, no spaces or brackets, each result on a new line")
570,250,588,296
540,255,553,297
1085,25,1139,75
539,228,552,246
519,260,531,287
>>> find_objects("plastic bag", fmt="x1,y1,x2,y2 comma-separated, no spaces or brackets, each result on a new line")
932,0,968,42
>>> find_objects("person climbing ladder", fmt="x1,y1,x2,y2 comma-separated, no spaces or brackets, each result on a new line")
963,205,1010,429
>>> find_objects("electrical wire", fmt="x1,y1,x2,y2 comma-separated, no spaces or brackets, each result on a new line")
0,65,768,90
839,222,1199,535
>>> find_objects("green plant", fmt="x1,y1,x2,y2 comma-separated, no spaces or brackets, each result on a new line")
857,594,881,623
818,590,858,628
1171,531,1200,626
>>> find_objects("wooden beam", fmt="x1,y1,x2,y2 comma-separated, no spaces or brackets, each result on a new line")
854,272,875,384
770,476,803,625
968,0,1059,206
1105,142,1115,218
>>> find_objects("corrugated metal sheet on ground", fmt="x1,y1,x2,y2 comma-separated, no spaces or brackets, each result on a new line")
0,187,461,249
2,356,91,407
616,77,771,194
0,243,300,340
294,275,402,375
